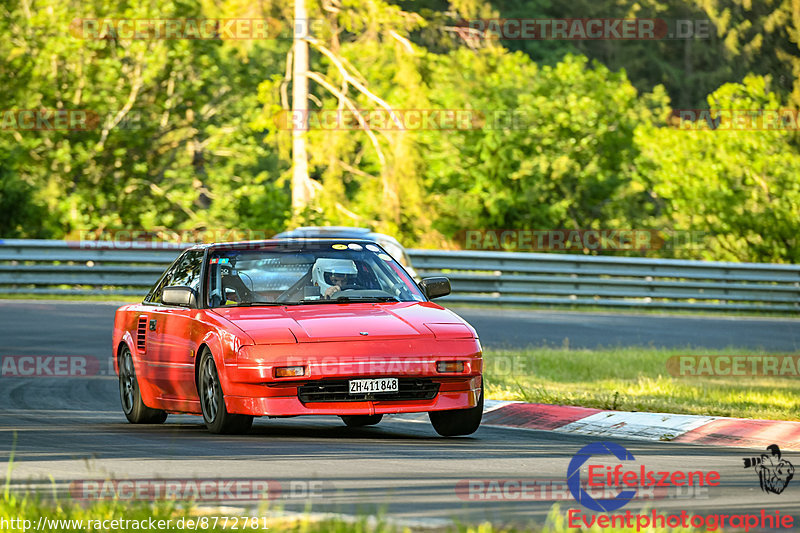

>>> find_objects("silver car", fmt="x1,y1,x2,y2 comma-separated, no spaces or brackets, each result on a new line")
273,226,419,279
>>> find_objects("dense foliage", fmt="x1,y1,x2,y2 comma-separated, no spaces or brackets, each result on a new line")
1,0,798,262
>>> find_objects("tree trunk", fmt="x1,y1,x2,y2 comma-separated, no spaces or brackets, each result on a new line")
292,0,313,215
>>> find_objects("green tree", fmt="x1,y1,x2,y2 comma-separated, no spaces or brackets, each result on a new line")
1,0,290,238
420,49,650,239
634,75,800,262
698,0,800,107
256,0,438,243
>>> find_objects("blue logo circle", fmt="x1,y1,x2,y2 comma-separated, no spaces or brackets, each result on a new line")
567,442,638,512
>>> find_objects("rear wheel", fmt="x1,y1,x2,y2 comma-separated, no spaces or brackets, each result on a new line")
118,345,168,424
429,382,483,437
340,414,383,427
198,349,253,434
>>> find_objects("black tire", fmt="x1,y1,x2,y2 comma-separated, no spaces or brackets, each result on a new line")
429,381,483,437
340,414,383,427
198,349,253,434
118,345,168,424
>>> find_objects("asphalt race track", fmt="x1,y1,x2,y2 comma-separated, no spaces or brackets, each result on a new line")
1,300,799,526
454,307,800,352
1,300,799,354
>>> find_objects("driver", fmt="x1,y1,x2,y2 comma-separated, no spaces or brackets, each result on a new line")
311,258,359,298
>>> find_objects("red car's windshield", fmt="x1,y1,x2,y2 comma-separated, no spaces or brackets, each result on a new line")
207,242,425,307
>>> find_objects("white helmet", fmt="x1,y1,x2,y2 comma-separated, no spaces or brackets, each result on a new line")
312,258,358,295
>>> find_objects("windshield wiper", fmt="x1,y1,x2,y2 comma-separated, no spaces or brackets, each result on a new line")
226,301,300,307
299,296,399,304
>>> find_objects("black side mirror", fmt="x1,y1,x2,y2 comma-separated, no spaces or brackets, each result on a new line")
162,286,197,308
419,277,451,299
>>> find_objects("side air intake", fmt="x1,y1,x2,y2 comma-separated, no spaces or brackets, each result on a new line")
137,316,147,352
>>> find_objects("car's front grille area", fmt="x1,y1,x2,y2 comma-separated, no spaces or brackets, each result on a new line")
297,378,439,403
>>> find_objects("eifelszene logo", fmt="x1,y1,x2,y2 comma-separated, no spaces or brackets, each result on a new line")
567,442,721,512
568,442,637,511
743,445,794,494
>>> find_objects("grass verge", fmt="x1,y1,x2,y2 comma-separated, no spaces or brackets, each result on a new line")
0,494,700,533
483,347,800,421
2,293,799,319
445,302,800,319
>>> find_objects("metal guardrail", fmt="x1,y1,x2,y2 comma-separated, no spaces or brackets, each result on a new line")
409,250,800,312
0,239,798,312
0,240,184,296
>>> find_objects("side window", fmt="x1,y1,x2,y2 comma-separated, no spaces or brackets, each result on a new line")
165,251,204,292
146,262,178,304
146,251,204,304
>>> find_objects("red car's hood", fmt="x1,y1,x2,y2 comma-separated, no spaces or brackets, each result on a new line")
211,302,476,344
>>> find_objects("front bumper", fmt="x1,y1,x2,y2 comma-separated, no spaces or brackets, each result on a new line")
221,338,482,416
225,375,482,416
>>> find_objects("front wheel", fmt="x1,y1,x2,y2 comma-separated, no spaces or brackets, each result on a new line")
340,414,383,427
198,349,253,434
429,381,483,437
118,345,167,424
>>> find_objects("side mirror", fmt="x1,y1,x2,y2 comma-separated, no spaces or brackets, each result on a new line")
419,277,451,300
162,286,197,308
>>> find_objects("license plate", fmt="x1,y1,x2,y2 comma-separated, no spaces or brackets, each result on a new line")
348,378,398,394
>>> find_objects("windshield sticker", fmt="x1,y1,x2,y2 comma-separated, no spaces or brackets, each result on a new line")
377,253,392,261
347,243,363,251
332,244,347,250
366,244,380,252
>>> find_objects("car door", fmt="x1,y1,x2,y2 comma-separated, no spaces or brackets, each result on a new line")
136,256,181,398
147,250,204,405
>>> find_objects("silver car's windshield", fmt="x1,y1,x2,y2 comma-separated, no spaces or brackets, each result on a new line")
207,243,424,307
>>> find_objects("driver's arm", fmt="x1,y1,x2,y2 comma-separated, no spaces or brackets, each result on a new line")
324,285,341,298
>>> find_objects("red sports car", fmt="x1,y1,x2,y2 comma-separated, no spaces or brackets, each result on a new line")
113,239,483,436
